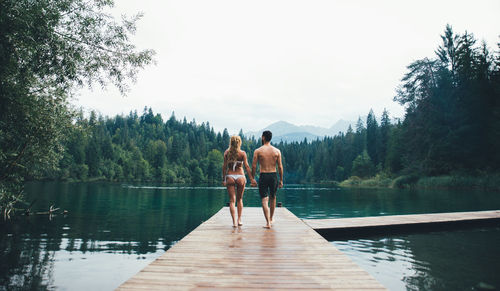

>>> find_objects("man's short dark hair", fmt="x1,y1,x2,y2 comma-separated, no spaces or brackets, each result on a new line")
262,130,272,142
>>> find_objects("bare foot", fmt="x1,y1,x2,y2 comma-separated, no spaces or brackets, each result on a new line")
232,224,238,228
238,222,243,226
270,218,275,225
263,224,271,229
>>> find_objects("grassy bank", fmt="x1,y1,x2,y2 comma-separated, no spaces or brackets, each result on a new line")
415,175,500,191
339,173,500,191
339,174,394,188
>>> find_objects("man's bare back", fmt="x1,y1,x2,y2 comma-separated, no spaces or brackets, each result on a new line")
254,144,281,173
251,143,283,188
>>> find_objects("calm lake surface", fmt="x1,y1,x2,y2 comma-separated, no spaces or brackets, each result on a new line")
1,181,499,290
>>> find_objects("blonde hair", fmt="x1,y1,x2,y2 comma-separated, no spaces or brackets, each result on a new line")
227,136,242,162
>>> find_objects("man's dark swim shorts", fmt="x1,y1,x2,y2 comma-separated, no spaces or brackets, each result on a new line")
258,172,278,198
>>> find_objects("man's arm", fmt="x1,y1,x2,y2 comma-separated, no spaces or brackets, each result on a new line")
277,150,284,188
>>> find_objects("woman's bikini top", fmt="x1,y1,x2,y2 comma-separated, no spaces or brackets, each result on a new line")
227,160,244,171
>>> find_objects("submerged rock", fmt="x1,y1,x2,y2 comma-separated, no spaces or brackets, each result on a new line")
476,282,496,291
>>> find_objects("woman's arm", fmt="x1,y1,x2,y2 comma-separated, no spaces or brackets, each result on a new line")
243,151,256,185
243,152,252,179
222,151,228,186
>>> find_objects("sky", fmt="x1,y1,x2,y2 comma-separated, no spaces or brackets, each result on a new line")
74,0,500,134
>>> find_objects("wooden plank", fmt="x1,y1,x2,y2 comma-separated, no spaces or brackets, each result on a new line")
117,207,386,290
303,210,500,231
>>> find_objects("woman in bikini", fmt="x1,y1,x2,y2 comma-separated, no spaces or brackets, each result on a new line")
222,136,256,227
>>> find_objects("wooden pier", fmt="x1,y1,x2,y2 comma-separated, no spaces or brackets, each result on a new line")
303,210,500,238
117,207,386,290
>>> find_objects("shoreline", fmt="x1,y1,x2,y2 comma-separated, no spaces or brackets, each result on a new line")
29,174,500,192
338,174,500,191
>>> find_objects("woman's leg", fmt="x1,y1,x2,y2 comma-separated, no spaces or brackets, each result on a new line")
226,177,237,227
235,178,245,226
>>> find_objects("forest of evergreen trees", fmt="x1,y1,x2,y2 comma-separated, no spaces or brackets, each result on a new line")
42,106,388,184
45,108,237,184
40,26,500,186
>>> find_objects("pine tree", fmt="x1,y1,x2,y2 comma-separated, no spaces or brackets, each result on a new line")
366,109,379,165
379,109,391,168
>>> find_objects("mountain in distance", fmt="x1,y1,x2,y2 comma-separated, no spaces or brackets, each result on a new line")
270,131,320,143
245,120,355,143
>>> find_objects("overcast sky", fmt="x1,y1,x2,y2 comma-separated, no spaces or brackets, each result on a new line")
74,0,500,134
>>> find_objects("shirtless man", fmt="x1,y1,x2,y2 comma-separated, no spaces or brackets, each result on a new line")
251,130,284,228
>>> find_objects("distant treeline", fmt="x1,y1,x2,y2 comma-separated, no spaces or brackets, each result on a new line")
285,26,500,183
42,26,500,184
42,107,386,184
45,110,242,184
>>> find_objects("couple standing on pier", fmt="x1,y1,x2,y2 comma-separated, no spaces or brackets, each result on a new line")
222,130,284,229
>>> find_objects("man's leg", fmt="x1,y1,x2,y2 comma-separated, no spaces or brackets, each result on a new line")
269,174,278,224
269,195,276,224
261,197,271,228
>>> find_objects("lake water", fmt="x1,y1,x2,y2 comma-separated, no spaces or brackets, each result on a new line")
1,182,499,290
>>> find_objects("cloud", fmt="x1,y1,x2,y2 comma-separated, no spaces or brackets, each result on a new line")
75,0,500,133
